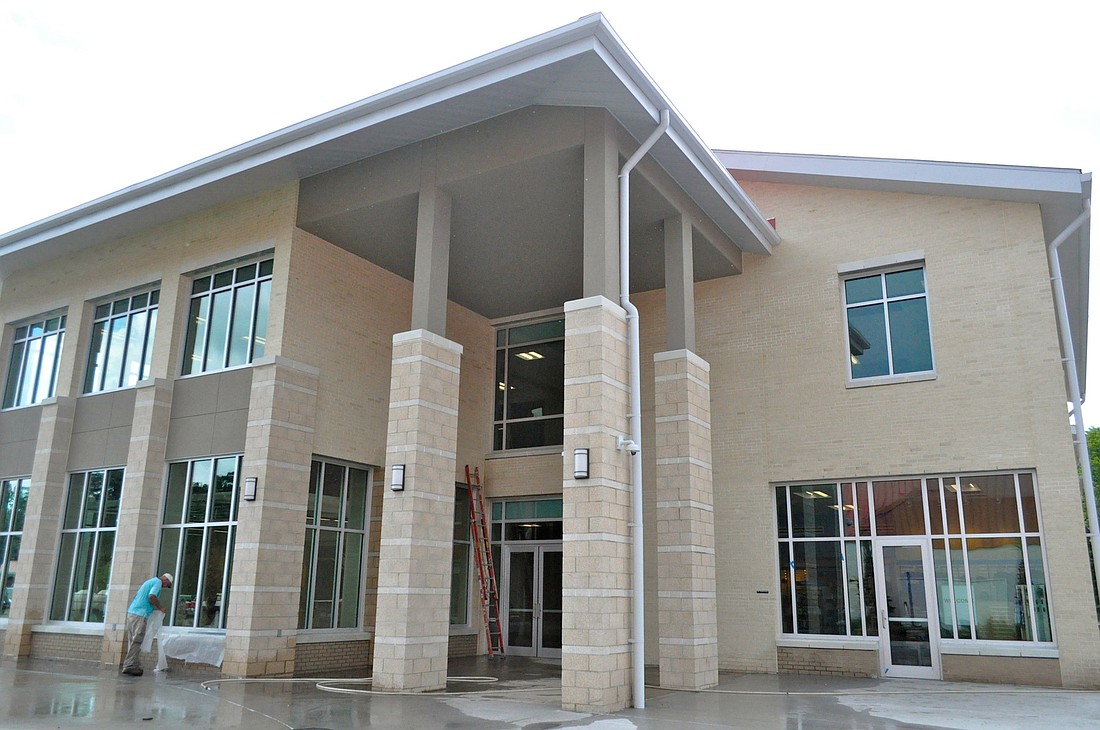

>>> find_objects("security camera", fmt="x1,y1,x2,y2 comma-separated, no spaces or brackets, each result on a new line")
617,436,640,455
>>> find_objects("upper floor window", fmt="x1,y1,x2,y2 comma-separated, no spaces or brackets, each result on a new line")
3,315,66,409
182,259,272,376
493,318,564,450
84,291,158,394
844,266,933,381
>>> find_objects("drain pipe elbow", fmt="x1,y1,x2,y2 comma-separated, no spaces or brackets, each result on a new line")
619,109,670,710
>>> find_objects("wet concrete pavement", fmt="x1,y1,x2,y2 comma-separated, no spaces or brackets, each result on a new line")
1,656,1098,728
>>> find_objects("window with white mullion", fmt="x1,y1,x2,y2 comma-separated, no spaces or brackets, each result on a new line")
50,468,122,623
4,315,66,409
298,459,370,631
84,290,159,394
182,260,272,376
158,456,240,629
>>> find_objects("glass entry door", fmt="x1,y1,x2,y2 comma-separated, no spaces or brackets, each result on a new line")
503,545,562,658
874,538,940,679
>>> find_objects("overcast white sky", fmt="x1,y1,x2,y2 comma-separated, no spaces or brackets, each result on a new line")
2,1,1098,420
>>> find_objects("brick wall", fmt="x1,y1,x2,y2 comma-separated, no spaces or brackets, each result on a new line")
294,639,373,677
776,647,878,677
943,654,1061,687
29,632,101,663
448,633,478,658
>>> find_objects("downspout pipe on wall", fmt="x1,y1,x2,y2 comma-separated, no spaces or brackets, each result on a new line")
619,108,670,710
1046,199,1100,594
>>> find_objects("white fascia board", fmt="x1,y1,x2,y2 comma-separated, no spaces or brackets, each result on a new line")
716,150,1086,201
588,36,778,252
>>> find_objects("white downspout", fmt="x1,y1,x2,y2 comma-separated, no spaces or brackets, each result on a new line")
1046,199,1100,593
619,109,670,710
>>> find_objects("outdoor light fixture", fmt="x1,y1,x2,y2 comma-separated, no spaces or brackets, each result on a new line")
574,448,589,479
243,476,258,502
391,464,406,491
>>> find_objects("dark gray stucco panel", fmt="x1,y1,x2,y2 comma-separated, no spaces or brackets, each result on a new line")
0,405,42,477
165,368,252,460
68,390,137,471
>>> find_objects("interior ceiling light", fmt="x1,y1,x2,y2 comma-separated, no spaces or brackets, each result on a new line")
515,351,544,360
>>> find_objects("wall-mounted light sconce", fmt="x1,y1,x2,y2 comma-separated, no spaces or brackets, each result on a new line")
391,464,406,491
573,448,589,479
243,476,258,502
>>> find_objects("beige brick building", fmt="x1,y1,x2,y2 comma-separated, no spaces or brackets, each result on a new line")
0,15,1096,713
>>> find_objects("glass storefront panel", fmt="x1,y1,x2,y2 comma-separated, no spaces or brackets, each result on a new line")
793,541,845,635
872,480,925,536
966,536,1025,641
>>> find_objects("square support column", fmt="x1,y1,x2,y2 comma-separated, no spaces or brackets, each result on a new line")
561,296,633,713
2,396,76,660
101,378,174,666
371,329,462,692
222,356,320,677
654,349,718,689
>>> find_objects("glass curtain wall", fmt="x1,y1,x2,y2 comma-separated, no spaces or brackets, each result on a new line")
776,472,1051,644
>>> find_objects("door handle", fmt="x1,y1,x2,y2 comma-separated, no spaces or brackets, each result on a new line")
881,609,887,630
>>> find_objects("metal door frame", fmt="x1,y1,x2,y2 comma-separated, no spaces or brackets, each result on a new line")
873,537,942,679
502,543,562,658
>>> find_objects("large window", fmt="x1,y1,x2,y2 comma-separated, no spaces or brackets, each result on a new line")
158,456,241,629
1,477,30,618
776,472,1052,644
182,259,272,376
84,290,158,393
298,460,370,630
3,314,66,409
51,469,122,622
844,266,932,381
493,318,564,450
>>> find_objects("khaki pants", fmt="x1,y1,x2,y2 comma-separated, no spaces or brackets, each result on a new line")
122,613,147,671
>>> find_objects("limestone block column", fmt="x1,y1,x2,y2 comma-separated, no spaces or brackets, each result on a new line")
101,378,174,666
654,349,718,689
561,296,633,713
222,356,319,677
2,396,76,660
371,329,462,692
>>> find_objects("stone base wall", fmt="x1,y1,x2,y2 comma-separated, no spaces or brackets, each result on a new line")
294,640,373,677
448,633,478,658
943,654,1061,687
29,632,102,663
776,646,877,677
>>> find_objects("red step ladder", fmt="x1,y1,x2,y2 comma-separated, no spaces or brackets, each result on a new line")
466,465,505,656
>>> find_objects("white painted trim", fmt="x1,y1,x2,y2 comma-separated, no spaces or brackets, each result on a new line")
837,250,925,275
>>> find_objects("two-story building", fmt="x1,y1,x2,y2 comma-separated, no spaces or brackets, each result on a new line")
0,14,1096,713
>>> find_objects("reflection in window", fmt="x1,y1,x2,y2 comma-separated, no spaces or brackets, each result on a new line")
50,469,122,622
84,291,158,393
776,472,1051,644
0,477,30,618
844,267,932,380
298,460,370,630
159,456,241,628
182,259,272,376
493,319,564,450
452,486,470,625
3,315,66,408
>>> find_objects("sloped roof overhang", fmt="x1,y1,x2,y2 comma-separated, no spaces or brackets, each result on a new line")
0,14,777,279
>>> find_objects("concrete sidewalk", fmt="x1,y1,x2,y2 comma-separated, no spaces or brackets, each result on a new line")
0,656,1097,728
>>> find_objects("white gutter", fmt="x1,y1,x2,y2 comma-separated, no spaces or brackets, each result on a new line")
1046,199,1100,593
619,108,670,710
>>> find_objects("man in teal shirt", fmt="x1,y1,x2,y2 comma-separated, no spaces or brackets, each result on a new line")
121,573,173,676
